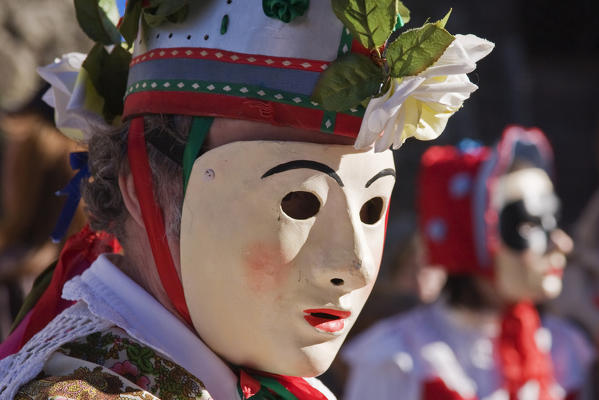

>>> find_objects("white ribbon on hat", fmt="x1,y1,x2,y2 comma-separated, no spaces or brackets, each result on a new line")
38,52,112,143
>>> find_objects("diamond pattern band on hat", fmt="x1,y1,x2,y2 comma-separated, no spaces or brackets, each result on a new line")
126,79,364,116
130,47,332,72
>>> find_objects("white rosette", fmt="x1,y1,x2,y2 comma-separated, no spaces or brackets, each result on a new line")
355,34,495,152
38,53,111,143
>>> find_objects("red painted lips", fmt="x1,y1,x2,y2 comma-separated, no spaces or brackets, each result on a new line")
546,267,563,278
303,308,351,333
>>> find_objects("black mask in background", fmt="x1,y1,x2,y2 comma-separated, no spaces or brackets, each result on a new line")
499,195,559,253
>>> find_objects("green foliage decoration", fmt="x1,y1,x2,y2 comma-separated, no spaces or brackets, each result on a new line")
386,10,454,77
332,0,398,50
397,1,410,25
119,0,143,46
74,0,122,45
120,0,190,46
73,0,190,123
142,0,189,28
312,53,385,112
312,1,455,112
83,43,131,123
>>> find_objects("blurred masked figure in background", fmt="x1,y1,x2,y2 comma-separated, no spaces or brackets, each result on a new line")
343,126,595,400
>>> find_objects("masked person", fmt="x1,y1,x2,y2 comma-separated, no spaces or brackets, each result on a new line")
0,1,492,399
343,126,595,400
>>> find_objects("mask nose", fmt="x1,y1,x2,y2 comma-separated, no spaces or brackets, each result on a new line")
308,194,377,293
327,257,370,291
549,228,573,255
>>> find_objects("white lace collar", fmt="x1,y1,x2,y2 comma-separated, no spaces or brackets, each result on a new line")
62,254,239,400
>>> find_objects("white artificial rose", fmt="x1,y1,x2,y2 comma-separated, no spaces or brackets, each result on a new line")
38,52,110,143
355,34,495,152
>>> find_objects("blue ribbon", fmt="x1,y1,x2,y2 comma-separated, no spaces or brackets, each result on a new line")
458,138,483,154
50,152,90,243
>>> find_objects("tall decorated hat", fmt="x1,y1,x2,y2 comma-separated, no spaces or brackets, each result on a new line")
418,125,555,276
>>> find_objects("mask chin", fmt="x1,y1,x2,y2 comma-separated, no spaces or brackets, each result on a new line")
541,274,563,299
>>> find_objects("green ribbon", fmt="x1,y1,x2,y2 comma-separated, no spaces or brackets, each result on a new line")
395,13,404,30
262,0,310,23
237,374,299,400
183,116,214,194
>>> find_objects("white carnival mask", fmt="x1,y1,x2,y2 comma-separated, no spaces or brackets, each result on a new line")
180,140,395,376
493,168,570,302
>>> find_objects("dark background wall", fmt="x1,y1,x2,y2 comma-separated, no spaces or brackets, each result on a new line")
388,0,599,235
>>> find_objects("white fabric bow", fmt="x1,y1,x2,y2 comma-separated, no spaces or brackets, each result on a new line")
38,53,111,143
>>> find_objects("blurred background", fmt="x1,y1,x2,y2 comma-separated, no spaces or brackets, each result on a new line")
0,0,91,338
331,0,599,394
374,0,599,324
0,0,597,395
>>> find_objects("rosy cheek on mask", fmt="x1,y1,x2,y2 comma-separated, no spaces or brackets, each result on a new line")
244,242,287,292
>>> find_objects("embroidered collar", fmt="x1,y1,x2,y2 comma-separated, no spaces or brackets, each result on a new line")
62,254,239,399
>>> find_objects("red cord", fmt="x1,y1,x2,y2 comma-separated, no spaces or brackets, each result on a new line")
128,117,192,325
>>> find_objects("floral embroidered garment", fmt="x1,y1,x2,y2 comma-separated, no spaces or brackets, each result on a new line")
16,328,209,399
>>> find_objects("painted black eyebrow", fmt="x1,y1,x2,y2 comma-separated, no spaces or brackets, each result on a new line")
261,160,344,187
365,168,396,188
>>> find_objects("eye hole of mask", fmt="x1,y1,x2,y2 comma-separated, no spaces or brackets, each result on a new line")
281,191,320,220
360,197,384,225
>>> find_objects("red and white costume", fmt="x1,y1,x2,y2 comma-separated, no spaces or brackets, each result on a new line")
343,299,593,400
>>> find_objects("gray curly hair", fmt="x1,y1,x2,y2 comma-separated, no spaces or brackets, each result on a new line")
82,115,192,242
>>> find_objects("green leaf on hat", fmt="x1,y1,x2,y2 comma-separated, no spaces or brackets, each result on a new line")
386,15,455,78
166,6,189,23
398,1,410,25
312,53,384,112
119,0,143,46
436,9,452,29
101,0,121,25
332,0,399,49
143,0,189,27
83,43,132,122
119,0,189,46
74,0,122,45
146,0,187,16
81,44,105,92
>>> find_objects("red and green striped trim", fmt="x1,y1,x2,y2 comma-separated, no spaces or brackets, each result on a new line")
126,79,364,116
123,91,363,138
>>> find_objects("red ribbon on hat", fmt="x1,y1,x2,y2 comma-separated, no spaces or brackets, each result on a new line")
128,117,192,326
